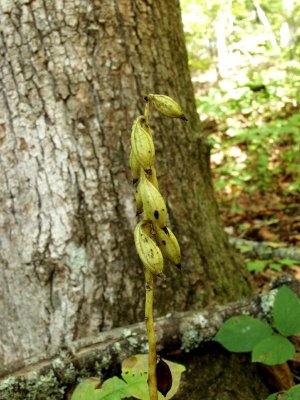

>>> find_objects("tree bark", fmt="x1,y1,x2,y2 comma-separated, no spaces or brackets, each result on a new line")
0,0,251,374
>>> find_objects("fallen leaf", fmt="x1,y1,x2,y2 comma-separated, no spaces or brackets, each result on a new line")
260,363,294,391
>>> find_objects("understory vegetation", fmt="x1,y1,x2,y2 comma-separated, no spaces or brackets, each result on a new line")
180,1,300,398
181,0,300,261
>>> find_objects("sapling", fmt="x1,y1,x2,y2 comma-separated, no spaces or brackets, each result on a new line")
129,94,186,399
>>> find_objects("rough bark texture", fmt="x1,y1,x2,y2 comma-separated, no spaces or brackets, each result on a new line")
0,0,251,375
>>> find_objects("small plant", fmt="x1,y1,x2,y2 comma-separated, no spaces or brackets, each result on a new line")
246,258,299,272
71,354,185,400
130,94,186,399
214,285,300,365
71,95,187,400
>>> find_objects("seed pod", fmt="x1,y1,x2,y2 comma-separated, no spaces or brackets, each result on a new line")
139,170,167,228
153,224,181,269
146,94,187,121
134,184,143,215
129,149,141,184
131,116,155,171
145,166,159,190
134,221,164,275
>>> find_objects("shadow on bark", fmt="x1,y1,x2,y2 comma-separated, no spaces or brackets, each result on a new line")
172,343,271,400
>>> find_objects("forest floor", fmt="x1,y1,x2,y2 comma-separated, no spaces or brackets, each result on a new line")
216,187,300,291
211,142,300,396
195,78,300,294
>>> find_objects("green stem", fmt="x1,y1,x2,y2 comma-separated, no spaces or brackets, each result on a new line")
144,268,158,400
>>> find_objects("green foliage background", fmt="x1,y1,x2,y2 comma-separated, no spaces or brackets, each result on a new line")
180,0,300,199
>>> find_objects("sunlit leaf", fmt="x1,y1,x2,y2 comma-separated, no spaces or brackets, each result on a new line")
122,354,185,399
247,260,269,272
71,378,102,400
238,245,252,253
97,377,129,400
279,259,298,267
270,263,282,271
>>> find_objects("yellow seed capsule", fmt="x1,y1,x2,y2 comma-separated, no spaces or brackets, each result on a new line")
129,149,141,184
145,166,159,190
153,224,181,269
134,221,164,275
146,94,187,121
139,170,167,228
131,116,155,171
134,184,143,215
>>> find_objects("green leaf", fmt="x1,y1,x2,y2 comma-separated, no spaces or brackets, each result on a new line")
238,245,252,253
121,370,154,400
287,384,300,399
265,393,279,400
269,263,283,271
71,378,102,400
252,334,295,365
265,393,290,400
97,377,129,400
279,259,298,267
214,316,273,352
247,260,268,272
273,285,300,336
121,354,185,399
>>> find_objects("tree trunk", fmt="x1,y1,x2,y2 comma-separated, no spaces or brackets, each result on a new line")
0,0,251,376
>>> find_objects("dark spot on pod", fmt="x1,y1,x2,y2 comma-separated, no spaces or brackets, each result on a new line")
144,96,149,102
132,178,138,185
154,210,159,219
162,226,169,235
145,168,152,175
180,115,188,121
162,240,166,245
136,210,143,216
141,234,148,242
176,264,181,270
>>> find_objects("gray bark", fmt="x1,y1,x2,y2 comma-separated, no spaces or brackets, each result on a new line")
0,0,251,376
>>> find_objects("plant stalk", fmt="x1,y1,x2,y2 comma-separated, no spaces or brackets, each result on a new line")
144,101,150,124
144,268,158,400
